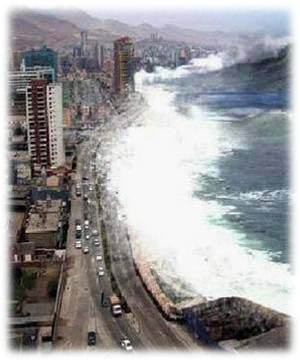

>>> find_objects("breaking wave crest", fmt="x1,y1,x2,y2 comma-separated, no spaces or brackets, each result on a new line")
101,72,292,314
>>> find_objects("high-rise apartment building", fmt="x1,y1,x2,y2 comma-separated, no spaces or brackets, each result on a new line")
26,80,64,171
113,37,135,94
47,83,65,168
24,46,58,81
9,66,55,115
80,31,88,57
95,43,105,70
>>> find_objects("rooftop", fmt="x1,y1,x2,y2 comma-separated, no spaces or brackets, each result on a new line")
25,212,60,234
31,199,62,214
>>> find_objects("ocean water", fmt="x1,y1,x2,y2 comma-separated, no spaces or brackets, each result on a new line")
98,50,292,314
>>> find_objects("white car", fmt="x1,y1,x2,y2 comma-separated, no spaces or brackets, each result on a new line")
75,242,82,249
92,229,99,236
96,255,102,261
83,247,89,254
98,267,105,277
86,235,90,241
120,339,133,351
89,186,93,191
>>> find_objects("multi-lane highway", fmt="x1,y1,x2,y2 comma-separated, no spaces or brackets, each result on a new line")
56,99,205,351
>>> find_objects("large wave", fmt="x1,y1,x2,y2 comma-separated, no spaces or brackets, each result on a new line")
100,55,292,315
138,35,290,87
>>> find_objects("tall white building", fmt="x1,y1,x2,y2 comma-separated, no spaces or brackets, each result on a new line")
26,80,65,172
47,83,65,168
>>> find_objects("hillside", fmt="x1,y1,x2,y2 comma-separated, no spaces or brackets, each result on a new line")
10,9,260,51
10,10,82,50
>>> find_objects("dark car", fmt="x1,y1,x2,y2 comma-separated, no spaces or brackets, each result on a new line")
101,292,110,307
88,331,96,346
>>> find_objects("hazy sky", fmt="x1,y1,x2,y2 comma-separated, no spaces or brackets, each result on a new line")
91,9,289,36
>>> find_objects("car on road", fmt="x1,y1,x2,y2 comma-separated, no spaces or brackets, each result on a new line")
92,229,99,236
94,240,100,247
101,292,110,307
98,267,105,277
87,331,96,346
112,254,120,262
75,242,82,249
86,235,90,241
89,185,93,191
76,190,81,197
120,338,133,351
96,254,102,261
83,247,89,254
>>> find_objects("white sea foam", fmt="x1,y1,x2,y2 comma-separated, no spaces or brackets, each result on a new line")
136,53,225,84
99,65,292,315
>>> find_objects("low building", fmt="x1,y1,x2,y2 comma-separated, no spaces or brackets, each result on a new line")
25,199,63,248
9,151,31,185
25,212,60,248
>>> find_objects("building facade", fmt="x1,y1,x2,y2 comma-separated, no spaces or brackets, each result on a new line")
80,31,88,57
113,37,135,95
9,67,54,115
24,46,58,81
26,80,65,171
47,84,65,168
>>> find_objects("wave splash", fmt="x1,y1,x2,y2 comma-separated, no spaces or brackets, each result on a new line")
104,63,292,314
136,35,290,85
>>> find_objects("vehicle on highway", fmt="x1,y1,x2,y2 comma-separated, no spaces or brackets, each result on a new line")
96,254,102,261
75,229,82,239
83,194,88,201
86,234,90,241
83,176,89,181
94,239,100,247
76,190,81,197
101,292,110,307
75,241,82,249
75,184,81,195
89,185,93,191
83,247,89,254
87,331,96,346
75,219,81,226
92,229,99,236
98,267,105,277
110,295,122,316
120,338,133,351
112,254,120,262
84,220,89,230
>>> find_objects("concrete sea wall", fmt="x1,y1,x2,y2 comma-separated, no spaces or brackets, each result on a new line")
130,233,290,349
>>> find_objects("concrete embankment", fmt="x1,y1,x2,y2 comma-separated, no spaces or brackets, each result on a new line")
129,233,290,350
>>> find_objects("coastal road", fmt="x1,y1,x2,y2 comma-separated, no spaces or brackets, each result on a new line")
101,193,203,350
